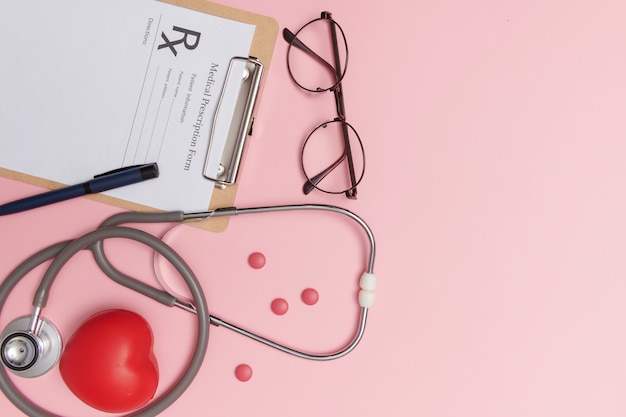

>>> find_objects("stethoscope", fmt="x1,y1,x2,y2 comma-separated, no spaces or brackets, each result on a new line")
0,203,377,417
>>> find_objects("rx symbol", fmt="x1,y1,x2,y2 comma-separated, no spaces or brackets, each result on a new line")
158,26,201,56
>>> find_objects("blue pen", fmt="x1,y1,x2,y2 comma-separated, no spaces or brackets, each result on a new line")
0,163,159,216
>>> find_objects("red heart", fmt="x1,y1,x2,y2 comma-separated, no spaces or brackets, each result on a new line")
59,309,159,413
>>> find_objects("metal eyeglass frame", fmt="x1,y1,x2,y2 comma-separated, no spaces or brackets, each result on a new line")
284,11,365,199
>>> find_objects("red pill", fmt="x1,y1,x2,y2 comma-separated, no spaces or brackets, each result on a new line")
235,364,253,382
248,252,266,269
271,298,289,315
301,288,319,305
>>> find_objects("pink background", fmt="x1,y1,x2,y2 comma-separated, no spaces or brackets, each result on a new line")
3,0,626,415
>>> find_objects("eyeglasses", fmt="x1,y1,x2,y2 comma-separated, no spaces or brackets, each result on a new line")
283,11,365,199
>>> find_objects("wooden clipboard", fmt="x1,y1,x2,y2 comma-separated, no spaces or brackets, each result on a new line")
0,0,278,232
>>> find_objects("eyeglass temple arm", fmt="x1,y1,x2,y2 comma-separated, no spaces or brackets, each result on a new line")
283,28,339,84
303,152,346,194
325,20,358,198
339,119,358,199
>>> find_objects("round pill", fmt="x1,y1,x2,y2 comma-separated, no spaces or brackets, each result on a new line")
248,252,266,269
301,288,319,305
235,364,253,382
271,298,289,315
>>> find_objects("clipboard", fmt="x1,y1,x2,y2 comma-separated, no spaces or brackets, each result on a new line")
0,0,278,232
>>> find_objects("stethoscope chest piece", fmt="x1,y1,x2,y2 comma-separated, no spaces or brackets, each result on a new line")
1,316,62,378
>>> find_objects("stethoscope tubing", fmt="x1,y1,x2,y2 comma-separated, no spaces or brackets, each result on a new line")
94,203,376,360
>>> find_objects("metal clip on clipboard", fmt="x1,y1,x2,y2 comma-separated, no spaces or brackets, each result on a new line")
203,56,263,189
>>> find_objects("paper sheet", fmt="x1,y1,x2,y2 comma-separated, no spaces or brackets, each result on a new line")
0,0,255,211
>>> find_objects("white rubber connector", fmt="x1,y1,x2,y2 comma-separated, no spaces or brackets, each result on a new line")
358,272,377,308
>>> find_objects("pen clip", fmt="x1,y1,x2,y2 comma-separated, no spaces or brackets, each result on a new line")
93,163,157,178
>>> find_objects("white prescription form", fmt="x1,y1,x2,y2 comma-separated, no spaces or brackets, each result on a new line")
0,0,254,211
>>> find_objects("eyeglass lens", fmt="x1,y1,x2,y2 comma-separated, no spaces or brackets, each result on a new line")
285,15,348,92
301,120,364,195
